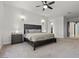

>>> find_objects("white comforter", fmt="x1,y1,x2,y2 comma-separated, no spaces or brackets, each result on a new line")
25,33,54,42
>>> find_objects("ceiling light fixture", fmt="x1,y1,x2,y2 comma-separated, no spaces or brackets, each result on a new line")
36,1,55,11
43,5,47,9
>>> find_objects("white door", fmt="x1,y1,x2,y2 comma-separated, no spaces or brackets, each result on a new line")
69,22,75,37
75,23,79,37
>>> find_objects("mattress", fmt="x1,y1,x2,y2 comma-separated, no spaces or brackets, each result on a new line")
24,33,54,42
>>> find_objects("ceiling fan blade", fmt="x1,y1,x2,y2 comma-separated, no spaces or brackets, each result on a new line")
43,8,45,11
36,5,43,7
48,1,55,5
36,5,41,7
42,1,44,5
47,5,53,9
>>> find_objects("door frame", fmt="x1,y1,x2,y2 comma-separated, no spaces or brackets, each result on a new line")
67,21,76,37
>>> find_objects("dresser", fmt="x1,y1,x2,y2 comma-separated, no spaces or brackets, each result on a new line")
11,33,23,44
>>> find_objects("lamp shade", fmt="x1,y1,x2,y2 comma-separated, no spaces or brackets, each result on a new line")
51,22,53,25
41,19,45,23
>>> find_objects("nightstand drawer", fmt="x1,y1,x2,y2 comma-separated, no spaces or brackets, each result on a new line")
11,34,23,44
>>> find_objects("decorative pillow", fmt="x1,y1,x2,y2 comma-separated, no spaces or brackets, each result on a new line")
28,29,41,33
25,29,29,33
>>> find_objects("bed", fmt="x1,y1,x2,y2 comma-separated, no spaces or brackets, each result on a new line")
24,24,56,50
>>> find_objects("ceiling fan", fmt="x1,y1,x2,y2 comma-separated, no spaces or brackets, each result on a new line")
36,1,55,11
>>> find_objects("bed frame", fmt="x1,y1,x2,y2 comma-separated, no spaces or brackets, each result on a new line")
24,24,56,50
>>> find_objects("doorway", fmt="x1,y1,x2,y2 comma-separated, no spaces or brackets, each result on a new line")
67,21,79,38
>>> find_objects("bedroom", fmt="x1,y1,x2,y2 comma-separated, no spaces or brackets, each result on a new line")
0,0,79,58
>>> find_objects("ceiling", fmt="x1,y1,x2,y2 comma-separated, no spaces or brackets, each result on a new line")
4,1,79,18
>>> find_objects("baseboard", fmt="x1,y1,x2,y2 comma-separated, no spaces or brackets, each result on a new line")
56,38,65,39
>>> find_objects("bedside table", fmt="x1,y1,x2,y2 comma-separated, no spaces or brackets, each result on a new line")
11,34,23,44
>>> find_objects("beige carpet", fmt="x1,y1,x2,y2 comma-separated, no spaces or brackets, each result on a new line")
0,38,79,58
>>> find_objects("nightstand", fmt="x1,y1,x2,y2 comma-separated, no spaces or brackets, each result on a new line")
11,33,23,44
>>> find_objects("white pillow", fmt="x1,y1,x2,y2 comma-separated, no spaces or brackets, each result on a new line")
25,29,29,33
28,29,41,33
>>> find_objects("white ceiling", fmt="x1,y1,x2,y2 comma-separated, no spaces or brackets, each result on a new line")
4,1,79,18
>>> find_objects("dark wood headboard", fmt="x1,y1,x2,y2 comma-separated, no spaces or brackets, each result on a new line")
24,24,41,34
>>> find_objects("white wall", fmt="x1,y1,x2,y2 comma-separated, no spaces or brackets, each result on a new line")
0,2,65,45
49,16,64,38
0,2,4,48
1,3,47,45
